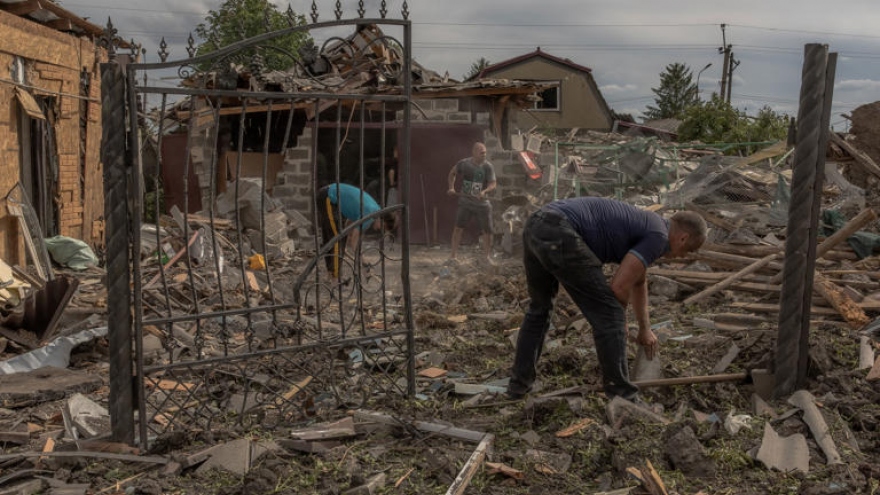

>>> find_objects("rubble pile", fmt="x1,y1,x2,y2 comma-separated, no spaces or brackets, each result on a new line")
0,129,878,494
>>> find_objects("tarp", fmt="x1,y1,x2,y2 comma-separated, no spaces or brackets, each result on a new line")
44,236,98,270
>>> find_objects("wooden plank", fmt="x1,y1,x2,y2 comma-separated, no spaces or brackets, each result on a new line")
445,434,494,495
684,253,780,305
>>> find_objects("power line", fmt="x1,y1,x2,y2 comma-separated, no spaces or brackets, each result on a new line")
729,23,880,41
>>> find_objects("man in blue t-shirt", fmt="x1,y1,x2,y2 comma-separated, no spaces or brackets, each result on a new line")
508,197,707,402
447,142,497,263
316,183,395,279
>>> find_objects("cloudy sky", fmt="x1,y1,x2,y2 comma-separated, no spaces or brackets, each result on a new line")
64,0,880,130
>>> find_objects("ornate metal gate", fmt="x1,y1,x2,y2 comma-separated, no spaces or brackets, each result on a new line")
101,2,414,448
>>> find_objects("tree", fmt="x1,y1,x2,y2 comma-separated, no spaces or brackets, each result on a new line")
463,57,492,81
677,94,789,153
194,0,311,72
643,62,698,121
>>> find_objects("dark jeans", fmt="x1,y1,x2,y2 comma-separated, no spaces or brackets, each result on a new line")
509,208,638,399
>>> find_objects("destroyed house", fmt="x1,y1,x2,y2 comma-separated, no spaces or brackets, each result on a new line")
0,2,111,264
476,47,614,135
163,24,555,245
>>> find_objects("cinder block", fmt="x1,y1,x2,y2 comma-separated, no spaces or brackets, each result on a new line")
433,99,459,112
285,148,310,161
446,112,472,123
413,99,433,111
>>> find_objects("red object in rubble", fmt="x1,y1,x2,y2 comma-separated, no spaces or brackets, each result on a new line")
517,151,542,180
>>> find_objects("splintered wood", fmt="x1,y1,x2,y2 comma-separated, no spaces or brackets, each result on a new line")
649,210,880,329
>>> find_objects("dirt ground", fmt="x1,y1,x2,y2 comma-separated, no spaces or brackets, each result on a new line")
3,234,878,495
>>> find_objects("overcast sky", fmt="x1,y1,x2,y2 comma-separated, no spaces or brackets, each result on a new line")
64,0,880,130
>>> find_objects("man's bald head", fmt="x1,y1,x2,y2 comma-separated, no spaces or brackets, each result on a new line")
472,142,487,164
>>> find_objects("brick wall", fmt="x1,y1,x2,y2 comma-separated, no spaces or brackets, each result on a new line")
0,10,105,262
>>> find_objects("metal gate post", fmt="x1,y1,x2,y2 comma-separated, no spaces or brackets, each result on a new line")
101,59,135,444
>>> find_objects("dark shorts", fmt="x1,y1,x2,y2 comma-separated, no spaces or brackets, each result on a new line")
455,201,493,234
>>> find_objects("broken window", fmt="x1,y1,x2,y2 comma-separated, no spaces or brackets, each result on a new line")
532,83,560,111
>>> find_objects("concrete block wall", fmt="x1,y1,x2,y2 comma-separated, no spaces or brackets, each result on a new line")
272,127,314,222
398,98,479,124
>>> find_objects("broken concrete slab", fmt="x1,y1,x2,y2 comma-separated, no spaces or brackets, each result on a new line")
606,396,670,427
787,390,843,465
755,422,809,473
194,438,281,475
67,393,110,439
663,426,716,478
525,449,572,475
0,367,103,408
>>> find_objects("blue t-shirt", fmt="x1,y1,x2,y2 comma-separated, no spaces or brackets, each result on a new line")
327,183,380,230
546,197,669,267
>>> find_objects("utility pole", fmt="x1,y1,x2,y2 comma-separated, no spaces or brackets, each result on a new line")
726,53,740,104
718,24,731,100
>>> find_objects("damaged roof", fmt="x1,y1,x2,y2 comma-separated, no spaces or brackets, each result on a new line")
182,23,555,106
0,0,105,37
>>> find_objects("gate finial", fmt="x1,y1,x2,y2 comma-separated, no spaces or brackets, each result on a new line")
286,5,297,27
402,1,409,20
334,0,342,20
158,37,169,62
380,0,387,18
358,0,365,18
310,0,319,23
101,17,119,60
186,33,196,58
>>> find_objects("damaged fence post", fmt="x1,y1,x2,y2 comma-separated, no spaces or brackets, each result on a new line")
775,44,836,397
101,56,135,445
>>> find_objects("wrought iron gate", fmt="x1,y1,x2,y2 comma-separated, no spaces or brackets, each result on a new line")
101,2,414,448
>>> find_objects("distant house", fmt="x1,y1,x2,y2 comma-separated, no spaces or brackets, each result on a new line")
477,48,613,134
0,2,114,264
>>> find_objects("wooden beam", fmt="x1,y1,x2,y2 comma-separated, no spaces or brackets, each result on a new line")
770,207,877,284
829,133,880,180
684,253,780,305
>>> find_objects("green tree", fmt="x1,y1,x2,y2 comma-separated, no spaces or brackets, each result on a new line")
643,62,698,120
463,57,492,81
194,0,311,71
677,95,789,153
